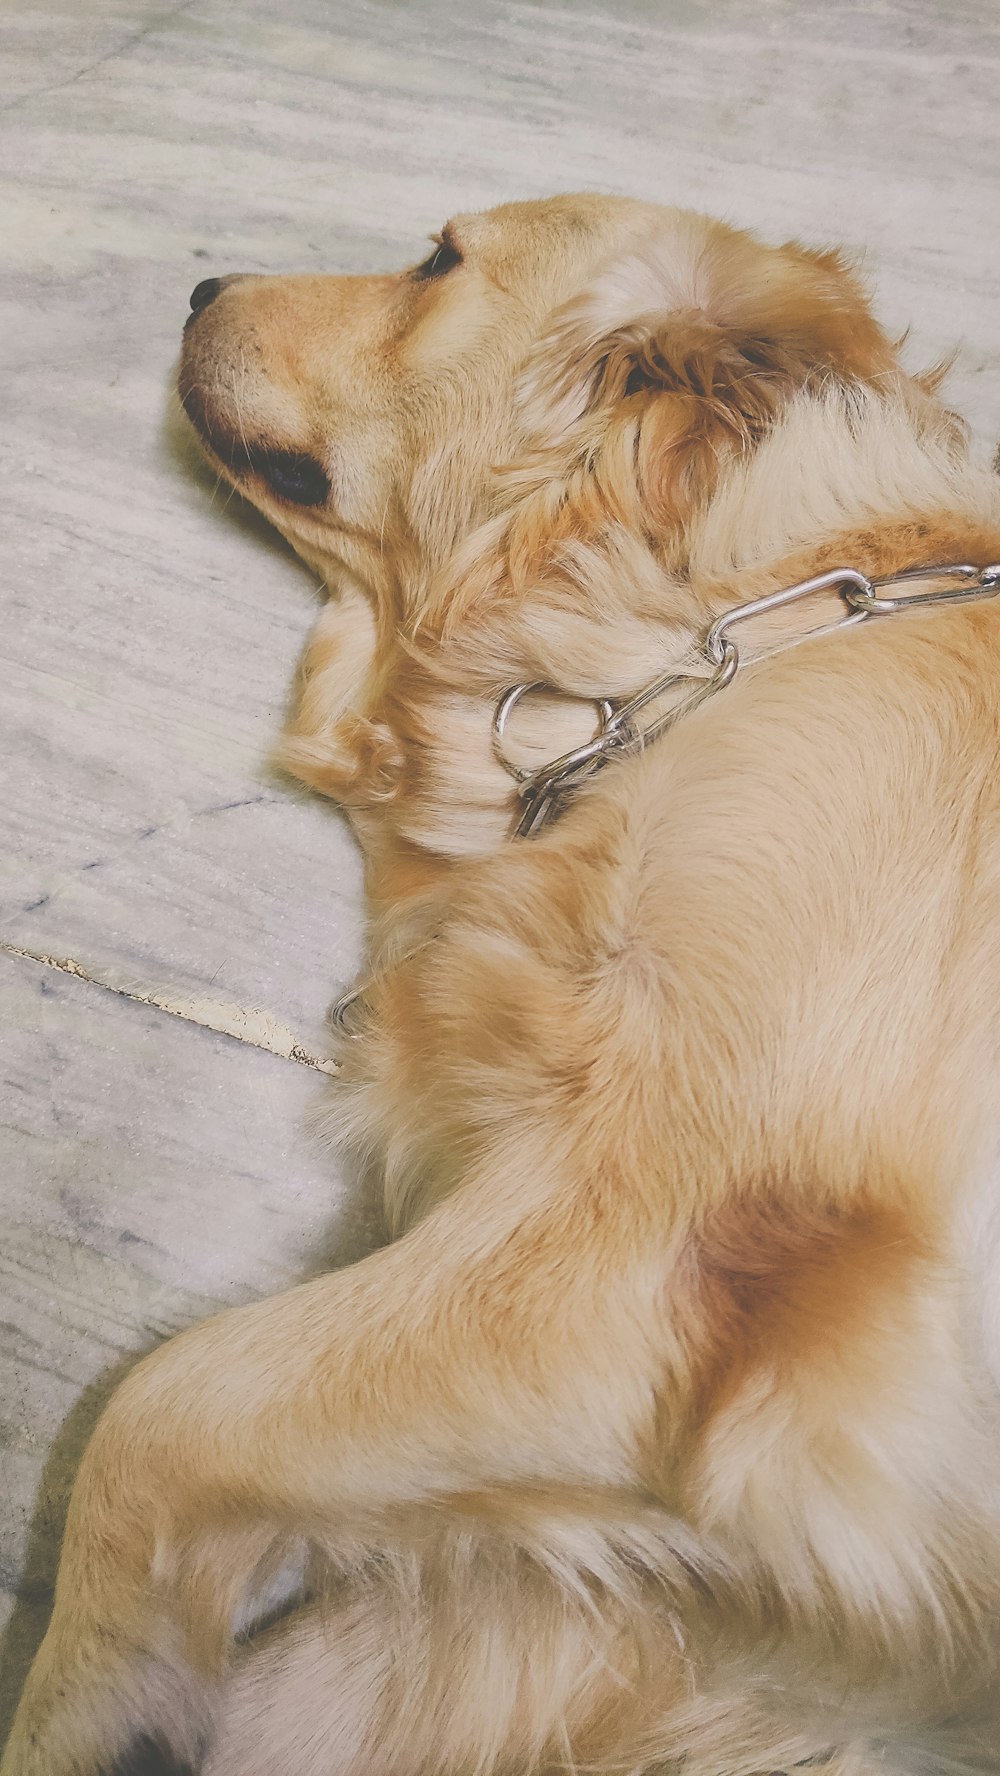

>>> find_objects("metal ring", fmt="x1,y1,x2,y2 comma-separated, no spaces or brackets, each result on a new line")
704,568,874,665
705,635,739,683
870,562,979,589
493,683,615,782
846,562,1000,616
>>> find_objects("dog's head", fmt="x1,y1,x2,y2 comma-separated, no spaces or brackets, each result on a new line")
179,198,665,587
179,195,920,855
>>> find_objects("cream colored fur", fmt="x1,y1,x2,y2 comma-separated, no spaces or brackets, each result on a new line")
5,197,1000,1776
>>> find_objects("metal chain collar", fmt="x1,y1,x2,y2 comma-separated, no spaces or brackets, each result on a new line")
331,557,1000,1034
493,561,1000,838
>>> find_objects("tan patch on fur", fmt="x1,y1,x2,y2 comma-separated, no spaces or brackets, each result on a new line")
677,1197,931,1435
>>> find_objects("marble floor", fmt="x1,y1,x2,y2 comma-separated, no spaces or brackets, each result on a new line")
1,0,998,1733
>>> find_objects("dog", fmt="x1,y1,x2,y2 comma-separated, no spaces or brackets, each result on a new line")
5,195,1000,1776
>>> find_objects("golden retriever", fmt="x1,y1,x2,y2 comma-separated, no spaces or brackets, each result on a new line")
5,195,1000,1776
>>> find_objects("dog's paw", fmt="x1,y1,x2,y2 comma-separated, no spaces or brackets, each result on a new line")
109,1733,201,1776
2,1719,210,1776
108,1736,202,1776
2,1724,207,1776
0,1641,214,1776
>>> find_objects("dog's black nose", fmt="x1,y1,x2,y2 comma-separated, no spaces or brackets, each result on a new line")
189,277,224,315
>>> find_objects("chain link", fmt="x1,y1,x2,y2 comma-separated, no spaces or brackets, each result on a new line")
494,561,1000,838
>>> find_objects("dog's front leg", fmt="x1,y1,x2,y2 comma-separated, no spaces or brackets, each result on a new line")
1,1155,658,1776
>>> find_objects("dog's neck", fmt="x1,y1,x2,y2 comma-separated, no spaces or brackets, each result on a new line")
359,389,1000,885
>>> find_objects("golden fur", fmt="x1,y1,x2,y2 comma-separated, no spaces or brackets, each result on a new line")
6,195,1000,1776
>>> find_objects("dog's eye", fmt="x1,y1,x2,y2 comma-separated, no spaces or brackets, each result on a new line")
412,238,463,281
254,449,330,507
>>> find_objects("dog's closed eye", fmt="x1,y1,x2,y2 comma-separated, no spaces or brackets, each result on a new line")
254,449,330,507
412,236,463,282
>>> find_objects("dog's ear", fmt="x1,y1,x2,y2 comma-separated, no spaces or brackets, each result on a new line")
517,215,900,529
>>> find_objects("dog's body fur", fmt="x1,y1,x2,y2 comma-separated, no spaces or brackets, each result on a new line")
6,196,1000,1775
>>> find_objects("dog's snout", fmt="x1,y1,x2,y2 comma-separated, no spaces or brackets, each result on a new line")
189,277,225,315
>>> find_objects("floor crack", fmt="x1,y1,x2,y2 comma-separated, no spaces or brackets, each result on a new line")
1,941,340,1077
0,0,204,117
